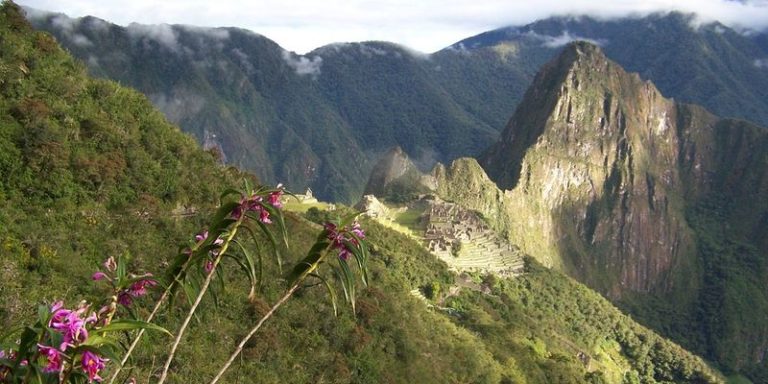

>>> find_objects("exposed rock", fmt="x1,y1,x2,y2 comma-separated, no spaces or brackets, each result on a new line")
421,196,524,276
471,42,699,295
435,42,768,373
363,146,434,201
355,194,390,219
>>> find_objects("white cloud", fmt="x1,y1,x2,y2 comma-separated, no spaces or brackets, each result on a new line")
126,23,180,51
71,33,92,46
83,16,110,32
24,10,95,47
359,44,388,57
231,48,253,73
50,13,76,33
755,58,768,68
281,51,323,77
179,25,230,40
529,31,608,48
17,0,768,54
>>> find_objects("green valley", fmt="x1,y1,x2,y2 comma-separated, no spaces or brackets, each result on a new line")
0,2,736,382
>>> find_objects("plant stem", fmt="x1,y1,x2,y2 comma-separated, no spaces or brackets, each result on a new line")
157,218,243,384
208,282,301,384
106,287,171,384
108,239,205,384
208,244,332,384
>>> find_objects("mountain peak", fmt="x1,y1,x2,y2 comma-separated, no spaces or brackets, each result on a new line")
477,38,691,292
478,40,631,190
559,40,602,62
363,146,435,201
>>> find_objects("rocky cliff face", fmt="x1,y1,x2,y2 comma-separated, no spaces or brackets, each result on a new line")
476,42,697,295
363,146,435,201
436,42,768,376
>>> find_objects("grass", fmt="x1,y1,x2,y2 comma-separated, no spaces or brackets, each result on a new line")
726,375,754,384
393,205,426,231
282,201,331,213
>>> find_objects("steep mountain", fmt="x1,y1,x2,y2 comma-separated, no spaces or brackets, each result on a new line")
26,10,768,203
0,3,726,383
21,11,371,203
24,11,500,202
363,146,434,202
0,0,239,322
434,42,768,380
450,12,768,128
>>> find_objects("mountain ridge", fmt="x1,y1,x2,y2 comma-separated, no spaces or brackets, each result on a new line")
0,4,729,381
428,41,768,380
28,9,768,202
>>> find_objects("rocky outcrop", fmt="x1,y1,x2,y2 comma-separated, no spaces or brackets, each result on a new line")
435,42,768,375
473,42,768,298
443,42,696,295
421,196,524,276
354,194,391,219
363,146,435,201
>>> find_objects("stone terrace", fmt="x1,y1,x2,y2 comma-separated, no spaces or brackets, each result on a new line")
422,197,524,277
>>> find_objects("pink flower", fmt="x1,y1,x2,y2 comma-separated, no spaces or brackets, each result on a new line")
323,222,366,261
350,222,365,240
117,292,132,307
92,272,108,281
204,260,215,274
268,184,284,209
102,257,117,272
81,350,107,382
127,277,156,298
37,344,62,373
195,230,209,242
232,192,280,222
49,303,90,351
116,277,156,307
259,208,271,224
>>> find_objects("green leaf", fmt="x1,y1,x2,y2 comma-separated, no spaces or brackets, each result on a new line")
37,304,49,326
338,212,362,229
232,240,259,297
210,202,240,231
30,364,43,384
219,188,242,203
116,255,127,283
338,258,357,312
261,202,288,250
95,319,172,337
182,272,202,310
165,249,192,296
287,239,330,284
210,260,226,307
310,273,338,316
118,274,157,290
241,225,266,289
252,217,283,274
80,334,120,349
17,326,38,360
74,344,122,363
342,239,369,287
331,264,350,304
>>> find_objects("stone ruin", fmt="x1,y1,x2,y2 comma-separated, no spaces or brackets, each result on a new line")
422,197,524,277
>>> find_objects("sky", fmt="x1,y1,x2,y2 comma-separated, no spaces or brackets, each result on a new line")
16,0,768,54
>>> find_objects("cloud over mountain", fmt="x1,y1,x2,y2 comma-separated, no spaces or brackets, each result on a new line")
17,0,768,53
281,51,323,76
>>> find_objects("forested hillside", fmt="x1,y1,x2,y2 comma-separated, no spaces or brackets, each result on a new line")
28,10,768,203
0,2,726,382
